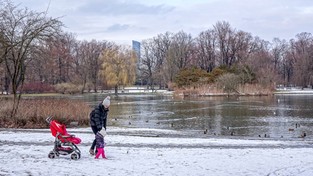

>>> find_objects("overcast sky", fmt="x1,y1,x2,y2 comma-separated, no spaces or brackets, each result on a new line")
13,0,313,45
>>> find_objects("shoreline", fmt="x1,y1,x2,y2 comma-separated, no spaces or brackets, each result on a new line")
1,127,310,142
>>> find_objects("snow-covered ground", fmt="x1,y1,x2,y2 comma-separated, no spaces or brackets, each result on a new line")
1,127,313,176
275,87,313,94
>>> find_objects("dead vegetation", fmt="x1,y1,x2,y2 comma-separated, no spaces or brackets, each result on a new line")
0,97,91,128
174,83,274,97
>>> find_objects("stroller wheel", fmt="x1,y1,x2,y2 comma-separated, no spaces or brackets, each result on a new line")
48,151,56,159
71,153,80,160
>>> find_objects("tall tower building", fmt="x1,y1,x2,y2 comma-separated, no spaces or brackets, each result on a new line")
132,40,142,85
132,40,141,62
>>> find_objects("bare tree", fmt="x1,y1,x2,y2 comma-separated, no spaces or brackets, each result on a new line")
270,38,288,85
0,1,62,118
153,32,172,88
71,40,91,93
32,33,75,85
196,29,217,72
169,31,194,69
213,21,254,68
165,31,194,84
245,37,277,87
87,40,113,92
230,30,253,65
214,21,234,67
140,39,160,89
281,50,294,86
289,32,313,87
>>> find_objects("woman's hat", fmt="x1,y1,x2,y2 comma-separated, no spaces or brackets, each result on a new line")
102,96,110,108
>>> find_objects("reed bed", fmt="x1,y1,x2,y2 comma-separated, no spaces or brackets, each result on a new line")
174,83,273,97
0,97,91,128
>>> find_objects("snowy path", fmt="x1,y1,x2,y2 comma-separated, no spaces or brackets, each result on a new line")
1,128,313,176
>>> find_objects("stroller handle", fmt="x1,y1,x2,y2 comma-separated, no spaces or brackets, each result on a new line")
46,116,53,124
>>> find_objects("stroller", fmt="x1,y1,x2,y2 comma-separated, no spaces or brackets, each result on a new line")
46,117,81,160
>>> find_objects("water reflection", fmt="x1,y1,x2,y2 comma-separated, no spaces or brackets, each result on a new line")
76,94,313,139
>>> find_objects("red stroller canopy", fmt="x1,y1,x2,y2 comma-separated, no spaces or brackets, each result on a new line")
50,120,81,144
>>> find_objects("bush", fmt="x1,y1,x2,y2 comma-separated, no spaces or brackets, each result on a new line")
20,82,55,93
54,83,83,94
210,67,227,80
216,73,241,94
230,65,256,84
175,67,210,88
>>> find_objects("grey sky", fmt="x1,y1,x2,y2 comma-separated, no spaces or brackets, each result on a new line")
13,0,313,44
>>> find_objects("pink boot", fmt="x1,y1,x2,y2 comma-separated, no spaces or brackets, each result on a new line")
95,148,107,159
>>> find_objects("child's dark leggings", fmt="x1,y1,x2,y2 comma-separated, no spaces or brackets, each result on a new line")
90,126,99,150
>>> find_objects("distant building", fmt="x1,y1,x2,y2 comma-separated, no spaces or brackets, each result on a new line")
132,40,142,85
132,40,141,62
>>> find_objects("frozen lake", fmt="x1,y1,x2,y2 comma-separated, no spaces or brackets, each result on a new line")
73,93,313,140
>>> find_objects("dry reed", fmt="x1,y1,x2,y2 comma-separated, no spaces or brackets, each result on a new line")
0,97,91,128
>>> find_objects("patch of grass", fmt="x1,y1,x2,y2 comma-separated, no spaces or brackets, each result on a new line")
21,93,66,97
0,97,91,128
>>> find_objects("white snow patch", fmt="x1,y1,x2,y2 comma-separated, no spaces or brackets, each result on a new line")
0,127,313,176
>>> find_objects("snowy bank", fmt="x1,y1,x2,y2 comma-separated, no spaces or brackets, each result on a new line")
0,127,313,176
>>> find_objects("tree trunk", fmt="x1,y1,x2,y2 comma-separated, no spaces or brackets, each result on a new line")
11,93,21,121
114,85,118,96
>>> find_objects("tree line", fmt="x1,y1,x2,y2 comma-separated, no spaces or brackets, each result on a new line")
139,22,313,91
0,1,136,118
1,0,313,117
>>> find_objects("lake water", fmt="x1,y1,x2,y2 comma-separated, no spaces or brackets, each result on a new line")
75,93,313,140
